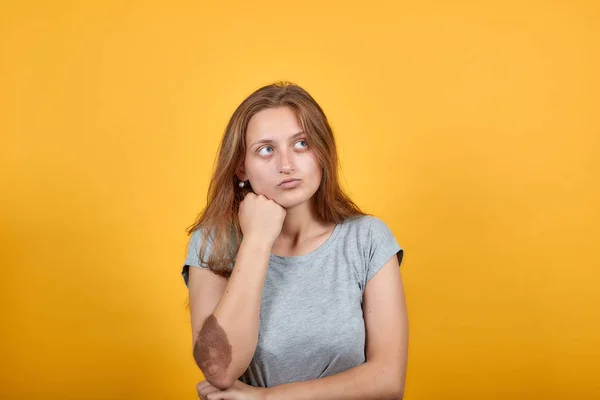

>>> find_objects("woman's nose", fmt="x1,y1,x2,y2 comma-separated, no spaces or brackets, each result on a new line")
278,150,295,174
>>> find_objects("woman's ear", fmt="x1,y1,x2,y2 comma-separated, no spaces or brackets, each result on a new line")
236,165,248,182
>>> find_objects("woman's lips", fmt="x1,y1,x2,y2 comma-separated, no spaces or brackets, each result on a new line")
278,179,301,189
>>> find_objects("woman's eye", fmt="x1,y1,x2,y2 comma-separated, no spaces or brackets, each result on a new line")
295,140,308,149
258,146,273,156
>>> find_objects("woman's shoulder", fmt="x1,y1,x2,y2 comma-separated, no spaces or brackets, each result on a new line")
187,224,211,245
186,224,222,256
341,214,391,232
188,223,237,249
338,215,397,245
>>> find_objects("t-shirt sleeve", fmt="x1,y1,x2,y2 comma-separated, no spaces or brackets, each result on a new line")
181,228,212,288
366,217,404,283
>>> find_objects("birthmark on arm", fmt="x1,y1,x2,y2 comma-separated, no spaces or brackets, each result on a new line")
194,314,233,380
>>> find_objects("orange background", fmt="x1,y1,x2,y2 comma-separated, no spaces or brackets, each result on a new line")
1,1,599,399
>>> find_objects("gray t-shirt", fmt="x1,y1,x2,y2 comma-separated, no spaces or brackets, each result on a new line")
181,215,404,388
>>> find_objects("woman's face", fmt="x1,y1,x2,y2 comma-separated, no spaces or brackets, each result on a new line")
239,106,322,209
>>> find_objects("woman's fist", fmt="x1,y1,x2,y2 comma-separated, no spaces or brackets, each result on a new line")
238,193,286,247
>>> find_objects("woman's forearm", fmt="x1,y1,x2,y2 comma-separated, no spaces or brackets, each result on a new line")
264,360,404,400
195,236,272,389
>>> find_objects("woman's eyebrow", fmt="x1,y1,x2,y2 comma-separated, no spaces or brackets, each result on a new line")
250,131,305,148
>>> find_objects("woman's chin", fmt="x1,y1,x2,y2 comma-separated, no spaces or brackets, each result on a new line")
256,188,316,210
277,196,314,210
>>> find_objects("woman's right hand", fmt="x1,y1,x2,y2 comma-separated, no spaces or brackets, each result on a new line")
238,192,286,247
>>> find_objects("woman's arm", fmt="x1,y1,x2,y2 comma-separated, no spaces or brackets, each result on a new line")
195,236,272,390
265,255,408,400
195,193,286,390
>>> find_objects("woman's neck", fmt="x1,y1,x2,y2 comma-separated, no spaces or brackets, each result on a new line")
277,199,330,246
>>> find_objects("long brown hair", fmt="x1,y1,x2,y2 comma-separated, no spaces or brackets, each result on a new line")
185,81,365,281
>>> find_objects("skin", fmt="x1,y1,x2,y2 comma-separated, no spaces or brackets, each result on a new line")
237,106,334,252
239,106,321,208
194,315,232,381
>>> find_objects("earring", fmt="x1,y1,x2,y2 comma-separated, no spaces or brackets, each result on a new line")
239,181,245,188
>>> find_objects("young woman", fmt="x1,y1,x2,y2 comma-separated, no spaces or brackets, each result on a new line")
181,82,408,400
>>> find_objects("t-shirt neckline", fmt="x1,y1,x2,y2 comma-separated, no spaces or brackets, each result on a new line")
268,222,343,265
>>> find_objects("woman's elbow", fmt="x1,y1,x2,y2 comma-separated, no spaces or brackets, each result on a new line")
385,370,405,399
193,320,239,390
390,378,405,399
392,386,405,400
193,350,238,390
